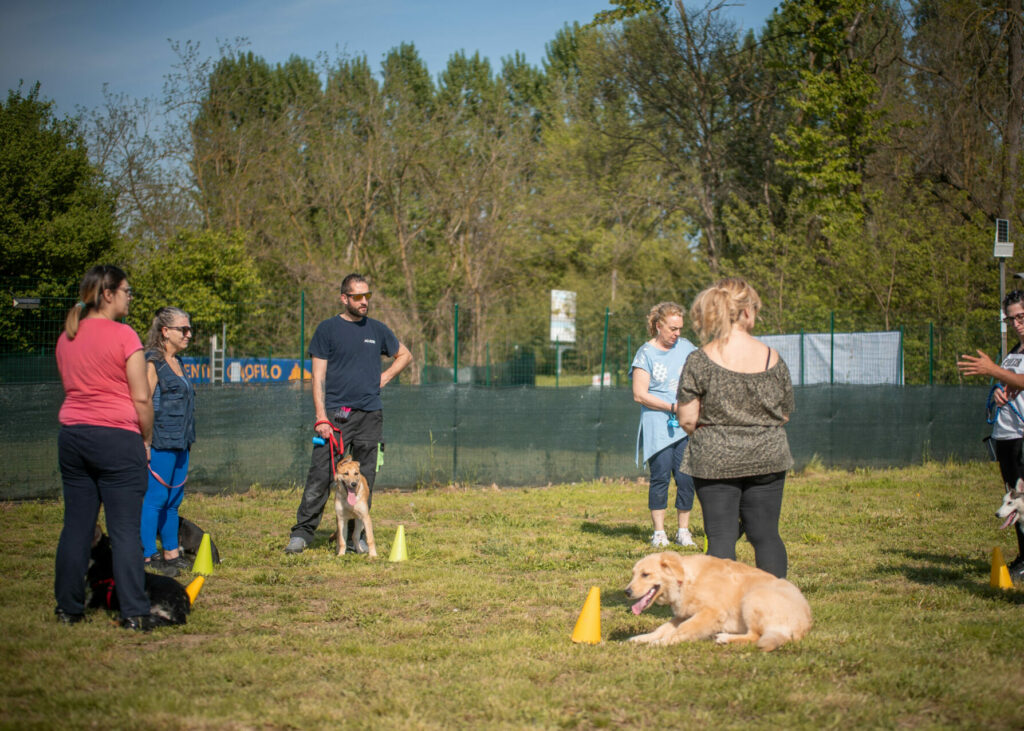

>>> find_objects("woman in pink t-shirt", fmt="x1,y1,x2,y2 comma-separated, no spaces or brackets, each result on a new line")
53,265,157,631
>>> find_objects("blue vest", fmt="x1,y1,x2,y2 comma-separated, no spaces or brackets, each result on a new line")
148,352,195,451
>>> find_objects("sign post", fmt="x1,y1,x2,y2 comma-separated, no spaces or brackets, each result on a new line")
550,290,576,383
995,219,1014,361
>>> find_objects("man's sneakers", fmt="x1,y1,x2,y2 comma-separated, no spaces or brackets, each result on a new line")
674,528,698,548
650,530,670,548
284,536,307,554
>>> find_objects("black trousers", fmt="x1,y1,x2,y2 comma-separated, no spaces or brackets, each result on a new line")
290,409,382,545
55,425,150,618
694,471,788,578
992,438,1024,559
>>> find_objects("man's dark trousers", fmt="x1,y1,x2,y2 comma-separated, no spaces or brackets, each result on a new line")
290,409,382,545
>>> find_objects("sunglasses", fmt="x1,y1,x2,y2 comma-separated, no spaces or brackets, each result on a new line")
165,325,193,337
345,292,372,302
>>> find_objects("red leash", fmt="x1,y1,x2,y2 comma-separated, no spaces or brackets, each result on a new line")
314,419,344,477
148,465,188,489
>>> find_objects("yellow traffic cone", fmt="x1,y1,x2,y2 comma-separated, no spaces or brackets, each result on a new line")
185,575,204,606
571,586,601,644
388,524,408,562
991,546,1013,589
193,534,214,576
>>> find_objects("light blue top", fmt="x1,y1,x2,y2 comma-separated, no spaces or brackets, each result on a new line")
630,337,697,465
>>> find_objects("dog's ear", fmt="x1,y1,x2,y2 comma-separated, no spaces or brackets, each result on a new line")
659,552,685,582
1015,478,1024,494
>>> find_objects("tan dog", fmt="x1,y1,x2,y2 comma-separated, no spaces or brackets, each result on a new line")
625,552,811,651
333,456,377,558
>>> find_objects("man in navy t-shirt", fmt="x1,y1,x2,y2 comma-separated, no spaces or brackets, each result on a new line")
285,273,412,554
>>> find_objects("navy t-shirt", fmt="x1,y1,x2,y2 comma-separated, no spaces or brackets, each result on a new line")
309,316,400,411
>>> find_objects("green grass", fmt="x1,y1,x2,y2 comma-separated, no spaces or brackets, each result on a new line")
2,462,1023,728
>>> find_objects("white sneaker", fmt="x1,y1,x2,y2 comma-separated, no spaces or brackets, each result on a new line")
650,531,670,548
674,529,697,548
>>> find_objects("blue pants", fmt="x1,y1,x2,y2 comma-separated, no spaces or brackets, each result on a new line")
695,471,788,578
140,448,189,557
55,425,150,618
648,438,695,511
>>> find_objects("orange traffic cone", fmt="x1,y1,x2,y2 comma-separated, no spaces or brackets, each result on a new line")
185,575,204,606
571,586,601,644
991,546,1013,589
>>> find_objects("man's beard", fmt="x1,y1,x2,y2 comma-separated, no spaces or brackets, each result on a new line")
345,302,367,318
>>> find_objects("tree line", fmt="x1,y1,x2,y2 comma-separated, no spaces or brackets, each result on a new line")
2,0,1021,383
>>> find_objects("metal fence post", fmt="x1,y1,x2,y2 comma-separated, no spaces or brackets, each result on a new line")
453,303,459,385
600,307,609,390
299,291,305,388
928,322,934,385
830,311,835,385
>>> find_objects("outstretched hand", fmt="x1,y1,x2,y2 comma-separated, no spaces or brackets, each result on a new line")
957,349,995,378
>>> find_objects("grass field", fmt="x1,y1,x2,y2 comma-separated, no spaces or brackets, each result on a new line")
2,461,1023,729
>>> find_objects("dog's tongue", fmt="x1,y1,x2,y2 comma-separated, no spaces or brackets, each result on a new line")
1001,510,1018,530
346,488,357,507
631,587,657,615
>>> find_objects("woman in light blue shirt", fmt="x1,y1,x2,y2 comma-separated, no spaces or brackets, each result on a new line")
630,302,698,548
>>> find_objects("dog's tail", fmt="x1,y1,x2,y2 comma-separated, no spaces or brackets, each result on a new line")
756,629,791,652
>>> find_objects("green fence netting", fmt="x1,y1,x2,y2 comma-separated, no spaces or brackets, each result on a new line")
0,383,995,500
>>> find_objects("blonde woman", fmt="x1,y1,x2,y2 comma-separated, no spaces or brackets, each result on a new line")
141,307,196,574
630,302,698,548
54,265,155,630
675,278,794,578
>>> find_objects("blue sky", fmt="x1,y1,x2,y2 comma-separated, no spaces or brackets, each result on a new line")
2,0,779,117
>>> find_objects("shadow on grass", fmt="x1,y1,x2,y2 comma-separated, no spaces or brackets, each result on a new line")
580,521,647,540
878,548,1024,605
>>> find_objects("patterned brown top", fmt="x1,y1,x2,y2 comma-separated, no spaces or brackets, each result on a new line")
676,348,794,479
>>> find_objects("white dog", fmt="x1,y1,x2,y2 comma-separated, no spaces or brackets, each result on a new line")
996,479,1024,530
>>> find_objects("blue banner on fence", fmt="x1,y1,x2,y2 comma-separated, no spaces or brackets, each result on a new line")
181,357,312,384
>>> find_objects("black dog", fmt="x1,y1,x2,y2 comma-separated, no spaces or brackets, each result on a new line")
178,517,221,566
86,533,190,626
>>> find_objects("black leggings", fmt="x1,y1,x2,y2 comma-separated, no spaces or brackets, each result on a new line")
993,439,1024,559
694,472,788,578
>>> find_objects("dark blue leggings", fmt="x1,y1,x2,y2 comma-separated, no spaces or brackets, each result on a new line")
694,471,788,578
647,438,695,511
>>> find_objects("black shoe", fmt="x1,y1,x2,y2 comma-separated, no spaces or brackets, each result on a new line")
120,615,159,632
55,608,85,625
164,555,192,571
145,554,179,577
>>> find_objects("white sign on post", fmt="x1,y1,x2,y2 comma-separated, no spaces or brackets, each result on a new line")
550,290,577,344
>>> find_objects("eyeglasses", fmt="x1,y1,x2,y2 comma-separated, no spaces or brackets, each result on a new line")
115,286,133,298
1004,313,1024,325
166,325,193,337
345,292,372,302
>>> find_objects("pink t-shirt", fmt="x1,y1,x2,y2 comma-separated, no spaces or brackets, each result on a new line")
56,318,144,432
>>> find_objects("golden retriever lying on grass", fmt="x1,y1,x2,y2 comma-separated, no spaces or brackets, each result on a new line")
625,552,811,651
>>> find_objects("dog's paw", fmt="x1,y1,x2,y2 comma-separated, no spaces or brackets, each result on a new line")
714,633,730,645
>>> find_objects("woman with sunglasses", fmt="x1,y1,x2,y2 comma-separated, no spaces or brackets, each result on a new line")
140,307,196,573
55,265,155,630
958,290,1024,581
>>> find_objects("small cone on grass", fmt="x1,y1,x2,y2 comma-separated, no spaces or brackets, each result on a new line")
193,534,214,575
185,575,204,606
571,586,601,644
991,546,1013,589
388,524,408,562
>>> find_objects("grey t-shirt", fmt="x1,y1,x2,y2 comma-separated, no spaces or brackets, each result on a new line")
676,348,794,479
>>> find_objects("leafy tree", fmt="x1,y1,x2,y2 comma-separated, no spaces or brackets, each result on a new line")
125,228,263,354
0,84,117,292
0,84,117,350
